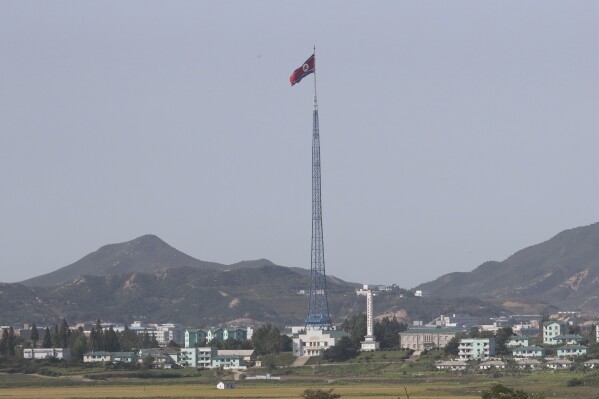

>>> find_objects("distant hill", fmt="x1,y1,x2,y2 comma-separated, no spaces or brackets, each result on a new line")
418,222,599,311
0,283,60,325
3,234,508,326
21,235,228,287
26,265,360,327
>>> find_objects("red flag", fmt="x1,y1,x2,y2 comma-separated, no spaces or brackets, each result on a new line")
290,54,315,86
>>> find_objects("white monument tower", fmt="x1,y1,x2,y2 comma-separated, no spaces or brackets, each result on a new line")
357,287,380,351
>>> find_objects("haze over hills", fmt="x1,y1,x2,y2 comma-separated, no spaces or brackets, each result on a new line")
418,222,599,312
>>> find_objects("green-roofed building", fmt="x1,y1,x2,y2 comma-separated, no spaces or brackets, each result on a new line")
543,321,568,344
557,344,589,357
185,329,208,348
112,352,137,363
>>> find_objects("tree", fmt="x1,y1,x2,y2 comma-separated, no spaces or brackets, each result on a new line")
0,328,8,356
494,327,514,355
59,318,70,348
7,327,16,356
150,333,159,348
140,329,152,349
51,325,60,348
68,327,89,362
341,314,367,349
374,316,407,349
104,326,120,352
120,324,141,351
301,388,341,399
322,336,358,362
445,334,465,356
251,325,285,355
141,354,154,369
481,383,545,399
42,327,52,348
29,324,39,348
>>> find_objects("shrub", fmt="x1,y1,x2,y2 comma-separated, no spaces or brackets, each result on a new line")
567,378,583,387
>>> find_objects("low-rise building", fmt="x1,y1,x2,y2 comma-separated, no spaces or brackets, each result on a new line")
207,328,224,343
140,353,176,369
185,329,208,348
584,359,599,369
216,381,236,389
515,358,542,369
543,321,568,344
430,314,480,328
399,327,465,351
223,328,247,341
218,349,255,364
546,358,574,369
458,338,495,360
211,354,245,370
155,323,184,346
83,351,112,363
479,360,505,370
179,347,217,367
435,360,468,370
293,329,349,357
512,346,545,358
112,352,137,363
549,334,585,345
23,348,70,360
556,345,589,357
506,336,532,348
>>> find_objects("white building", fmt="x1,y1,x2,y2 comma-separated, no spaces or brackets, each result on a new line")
430,314,480,328
293,329,349,357
179,347,217,367
458,338,495,360
23,348,70,360
153,323,184,346
543,321,568,344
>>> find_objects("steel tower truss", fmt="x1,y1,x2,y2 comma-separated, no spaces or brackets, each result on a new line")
305,95,332,329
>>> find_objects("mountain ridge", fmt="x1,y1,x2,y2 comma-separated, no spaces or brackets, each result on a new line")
417,222,599,311
20,235,271,287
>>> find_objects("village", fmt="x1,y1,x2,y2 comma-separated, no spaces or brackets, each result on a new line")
5,295,598,375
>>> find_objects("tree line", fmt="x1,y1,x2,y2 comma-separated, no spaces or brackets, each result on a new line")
1,320,293,362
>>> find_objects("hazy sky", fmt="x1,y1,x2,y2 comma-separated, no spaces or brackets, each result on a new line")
2,1,599,288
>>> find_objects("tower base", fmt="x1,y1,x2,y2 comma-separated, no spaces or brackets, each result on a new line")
360,335,380,351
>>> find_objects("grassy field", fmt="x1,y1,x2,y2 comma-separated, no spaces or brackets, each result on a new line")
0,371,598,399
2,351,599,399
0,382,481,399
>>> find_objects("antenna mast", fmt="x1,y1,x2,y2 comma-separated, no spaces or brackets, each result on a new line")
305,47,332,330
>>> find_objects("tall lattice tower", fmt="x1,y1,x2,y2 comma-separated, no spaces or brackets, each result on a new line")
289,51,332,330
305,66,331,330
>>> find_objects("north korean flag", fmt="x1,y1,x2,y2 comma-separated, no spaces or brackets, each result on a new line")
290,54,315,86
